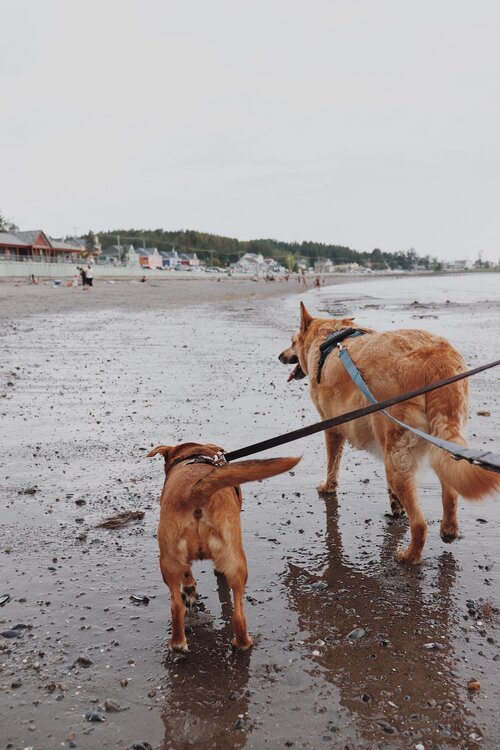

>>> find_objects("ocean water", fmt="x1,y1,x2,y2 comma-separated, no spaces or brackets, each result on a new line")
317,271,500,306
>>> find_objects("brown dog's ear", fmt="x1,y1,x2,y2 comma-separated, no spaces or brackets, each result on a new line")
300,301,313,332
147,445,173,460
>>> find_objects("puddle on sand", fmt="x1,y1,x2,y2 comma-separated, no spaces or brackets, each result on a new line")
0,280,499,749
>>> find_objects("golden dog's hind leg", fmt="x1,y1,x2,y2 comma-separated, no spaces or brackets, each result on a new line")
384,454,427,564
181,567,198,611
317,429,345,494
440,483,460,543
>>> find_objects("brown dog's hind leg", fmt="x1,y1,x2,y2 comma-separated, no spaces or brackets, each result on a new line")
440,484,460,543
216,552,252,650
181,568,198,611
160,561,188,652
229,574,253,651
317,429,345,494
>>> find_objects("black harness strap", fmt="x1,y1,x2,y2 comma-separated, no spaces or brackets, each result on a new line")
316,327,365,383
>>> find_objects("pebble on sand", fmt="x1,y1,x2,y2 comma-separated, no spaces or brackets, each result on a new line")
467,679,481,691
85,710,106,722
347,628,366,641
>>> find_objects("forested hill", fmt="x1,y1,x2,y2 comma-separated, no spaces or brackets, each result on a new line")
96,228,432,270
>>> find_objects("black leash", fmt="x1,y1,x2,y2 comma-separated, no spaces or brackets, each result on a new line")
224,357,500,472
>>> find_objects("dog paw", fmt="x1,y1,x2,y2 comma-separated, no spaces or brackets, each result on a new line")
168,639,188,653
390,499,406,518
389,492,405,517
440,525,460,543
181,585,198,611
396,546,422,565
317,480,338,495
231,635,253,651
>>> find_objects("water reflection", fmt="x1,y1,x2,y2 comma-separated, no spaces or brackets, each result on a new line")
160,572,251,750
283,492,480,746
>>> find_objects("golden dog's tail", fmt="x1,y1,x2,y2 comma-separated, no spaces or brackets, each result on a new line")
191,456,301,503
426,384,500,499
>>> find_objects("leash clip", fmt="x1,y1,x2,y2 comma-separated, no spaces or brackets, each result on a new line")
211,451,228,466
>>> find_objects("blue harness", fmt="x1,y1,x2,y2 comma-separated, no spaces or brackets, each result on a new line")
326,335,495,464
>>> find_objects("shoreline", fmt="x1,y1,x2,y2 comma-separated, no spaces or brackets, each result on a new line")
0,270,478,321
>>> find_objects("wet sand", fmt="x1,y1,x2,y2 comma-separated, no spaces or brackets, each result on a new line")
0,276,499,750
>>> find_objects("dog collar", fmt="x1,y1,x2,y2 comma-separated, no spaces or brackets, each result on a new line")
165,451,227,478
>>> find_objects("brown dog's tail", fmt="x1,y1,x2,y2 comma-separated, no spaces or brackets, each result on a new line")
191,456,301,504
426,382,500,499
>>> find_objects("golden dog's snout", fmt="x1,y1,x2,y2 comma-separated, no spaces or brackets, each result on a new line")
278,351,298,364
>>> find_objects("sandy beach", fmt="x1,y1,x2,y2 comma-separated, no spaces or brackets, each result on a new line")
1,273,499,750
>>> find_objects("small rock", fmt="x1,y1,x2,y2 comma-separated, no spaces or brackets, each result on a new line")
377,721,397,734
311,581,328,592
467,679,480,691
85,710,106,722
74,655,93,668
0,594,11,606
233,718,250,731
423,642,444,650
347,628,366,641
477,411,490,417
11,679,22,689
377,720,396,734
104,699,121,712
130,594,150,605
1,629,24,639
23,487,38,495
132,744,153,750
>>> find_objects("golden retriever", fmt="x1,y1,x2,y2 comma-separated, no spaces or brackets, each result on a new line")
279,302,499,564
148,442,300,651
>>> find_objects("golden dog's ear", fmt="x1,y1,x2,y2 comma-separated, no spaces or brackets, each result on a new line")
300,301,313,332
147,445,173,459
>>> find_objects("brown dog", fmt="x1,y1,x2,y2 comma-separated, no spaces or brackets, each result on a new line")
148,442,300,651
279,302,499,564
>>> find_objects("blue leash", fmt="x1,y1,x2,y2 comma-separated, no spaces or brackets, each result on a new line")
338,344,494,464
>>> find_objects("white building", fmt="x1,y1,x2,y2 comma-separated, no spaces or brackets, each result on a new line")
233,253,265,273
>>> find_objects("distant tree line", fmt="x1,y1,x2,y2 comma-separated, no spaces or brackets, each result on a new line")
96,228,441,270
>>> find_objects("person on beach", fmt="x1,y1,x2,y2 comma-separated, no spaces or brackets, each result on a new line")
79,266,87,289
85,264,94,290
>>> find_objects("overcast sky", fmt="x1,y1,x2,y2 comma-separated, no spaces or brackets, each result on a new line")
1,0,499,260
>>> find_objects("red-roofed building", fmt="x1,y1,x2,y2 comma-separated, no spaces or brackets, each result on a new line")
0,230,87,263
